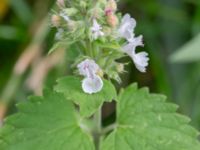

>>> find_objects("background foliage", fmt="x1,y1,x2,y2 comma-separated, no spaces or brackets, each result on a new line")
0,0,200,132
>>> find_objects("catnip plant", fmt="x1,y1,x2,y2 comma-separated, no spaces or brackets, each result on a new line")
0,0,200,150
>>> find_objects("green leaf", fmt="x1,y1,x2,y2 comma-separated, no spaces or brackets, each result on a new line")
170,33,200,63
55,76,117,117
10,0,33,25
48,40,73,54
101,84,200,150
0,90,95,150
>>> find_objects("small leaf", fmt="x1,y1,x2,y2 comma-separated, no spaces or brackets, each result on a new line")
0,90,95,150
170,33,200,63
55,76,117,117
48,40,74,54
101,84,200,150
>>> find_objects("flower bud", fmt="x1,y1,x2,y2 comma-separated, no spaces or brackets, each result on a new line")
51,15,61,27
105,0,117,13
80,1,87,9
56,0,65,8
116,63,124,73
109,0,117,11
96,69,104,78
106,14,119,27
67,20,77,31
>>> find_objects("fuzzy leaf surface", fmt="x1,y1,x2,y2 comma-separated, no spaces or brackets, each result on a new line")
101,84,200,150
55,76,117,117
0,90,95,150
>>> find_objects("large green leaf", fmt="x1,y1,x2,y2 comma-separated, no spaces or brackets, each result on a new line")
170,33,200,63
100,84,200,150
55,76,117,117
0,90,95,150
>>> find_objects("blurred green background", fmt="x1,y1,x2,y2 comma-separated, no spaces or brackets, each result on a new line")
0,0,200,130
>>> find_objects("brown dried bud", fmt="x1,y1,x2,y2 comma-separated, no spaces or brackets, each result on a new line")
51,15,61,27
106,14,119,27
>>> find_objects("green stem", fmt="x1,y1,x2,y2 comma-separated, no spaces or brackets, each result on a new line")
101,123,116,135
94,107,102,150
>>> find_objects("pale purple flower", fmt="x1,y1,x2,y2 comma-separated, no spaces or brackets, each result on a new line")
123,42,149,73
118,13,136,41
77,59,103,94
91,19,104,40
119,13,149,72
82,75,103,94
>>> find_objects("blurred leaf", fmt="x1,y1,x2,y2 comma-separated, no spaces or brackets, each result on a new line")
170,33,200,63
0,90,95,150
10,0,33,25
0,25,23,40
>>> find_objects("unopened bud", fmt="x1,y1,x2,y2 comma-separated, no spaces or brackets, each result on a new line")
105,0,117,13
56,0,65,8
97,69,104,78
116,63,124,73
106,14,119,27
67,20,77,31
80,1,87,9
51,15,61,27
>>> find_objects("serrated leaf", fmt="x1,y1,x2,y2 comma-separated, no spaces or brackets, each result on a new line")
170,33,200,63
0,90,95,150
101,84,200,150
54,76,117,117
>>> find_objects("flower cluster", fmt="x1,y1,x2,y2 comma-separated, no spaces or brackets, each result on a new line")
50,0,149,94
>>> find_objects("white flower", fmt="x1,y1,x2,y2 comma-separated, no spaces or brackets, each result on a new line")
59,11,70,22
118,13,136,41
77,59,103,94
123,42,149,73
77,59,100,77
91,19,104,40
132,52,149,72
82,75,103,94
122,35,144,55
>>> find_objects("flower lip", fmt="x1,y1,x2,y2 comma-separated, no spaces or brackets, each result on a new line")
132,52,149,73
82,75,103,94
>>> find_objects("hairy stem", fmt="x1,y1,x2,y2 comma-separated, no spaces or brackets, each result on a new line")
94,107,102,150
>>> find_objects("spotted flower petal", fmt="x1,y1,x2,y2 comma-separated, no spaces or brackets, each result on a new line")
77,59,100,77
